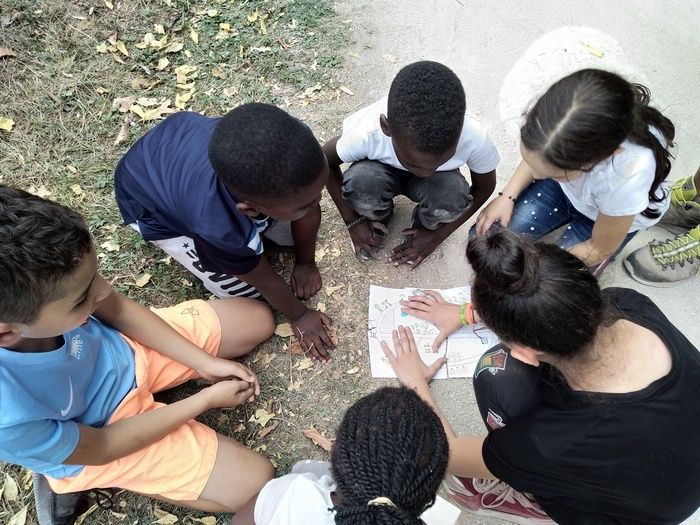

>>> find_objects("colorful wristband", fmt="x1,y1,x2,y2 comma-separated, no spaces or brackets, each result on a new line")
460,303,475,326
346,216,366,230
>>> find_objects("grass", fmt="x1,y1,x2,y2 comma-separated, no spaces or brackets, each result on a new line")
0,0,362,523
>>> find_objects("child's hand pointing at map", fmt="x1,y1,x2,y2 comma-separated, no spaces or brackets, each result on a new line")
400,290,464,350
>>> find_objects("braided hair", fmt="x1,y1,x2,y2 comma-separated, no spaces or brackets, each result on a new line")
331,386,449,524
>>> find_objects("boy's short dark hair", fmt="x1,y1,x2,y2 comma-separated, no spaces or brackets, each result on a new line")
387,61,466,154
0,186,92,324
208,103,326,200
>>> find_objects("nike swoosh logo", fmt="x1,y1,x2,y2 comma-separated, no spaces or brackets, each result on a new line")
60,377,74,417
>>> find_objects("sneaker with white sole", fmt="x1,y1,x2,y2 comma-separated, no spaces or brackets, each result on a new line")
661,174,700,230
442,475,554,525
624,225,700,287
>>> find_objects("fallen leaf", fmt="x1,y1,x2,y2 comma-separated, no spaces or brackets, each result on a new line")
223,86,238,97
233,422,246,433
316,301,326,313
27,185,52,198
275,323,294,337
339,85,355,96
207,8,219,17
582,42,604,58
192,518,217,525
211,66,224,78
175,91,194,109
154,23,166,34
131,76,160,91
8,505,28,525
129,100,175,121
347,51,360,60
164,41,184,53
247,10,259,22
134,273,152,287
174,64,197,84
315,247,326,262
296,356,314,371
69,184,83,196
112,95,137,112
96,86,110,94
3,474,19,501
249,408,275,427
153,508,178,524
103,0,113,9
0,116,15,132
382,54,397,63
189,28,199,44
156,57,170,70
258,422,278,439
290,339,303,355
114,118,130,145
0,47,16,59
100,239,120,252
135,96,160,107
303,427,333,452
65,164,78,174
114,40,129,57
325,284,345,295
346,366,360,375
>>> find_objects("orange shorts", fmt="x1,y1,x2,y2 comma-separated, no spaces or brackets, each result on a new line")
48,300,221,501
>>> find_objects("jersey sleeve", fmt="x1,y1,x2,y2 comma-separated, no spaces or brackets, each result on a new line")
464,119,501,174
193,235,262,275
596,151,656,217
0,419,80,468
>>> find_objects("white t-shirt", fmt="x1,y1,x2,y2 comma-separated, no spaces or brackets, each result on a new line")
558,129,669,232
335,97,500,174
254,472,336,525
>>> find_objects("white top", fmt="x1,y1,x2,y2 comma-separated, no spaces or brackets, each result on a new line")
254,472,337,525
254,463,461,525
335,97,500,174
559,129,670,232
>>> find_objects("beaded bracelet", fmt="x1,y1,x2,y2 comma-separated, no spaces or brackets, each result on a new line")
498,191,516,202
345,216,366,230
460,303,475,326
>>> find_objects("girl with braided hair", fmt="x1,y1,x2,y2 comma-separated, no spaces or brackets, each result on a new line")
475,68,675,274
229,386,449,525
390,228,700,524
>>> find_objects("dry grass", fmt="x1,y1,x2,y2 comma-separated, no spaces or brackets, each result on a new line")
0,0,385,523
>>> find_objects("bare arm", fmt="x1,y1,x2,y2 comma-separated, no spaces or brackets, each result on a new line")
475,159,535,235
289,204,323,300
228,495,258,525
569,213,634,266
64,380,254,465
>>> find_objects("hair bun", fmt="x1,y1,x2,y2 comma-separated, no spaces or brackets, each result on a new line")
467,229,541,296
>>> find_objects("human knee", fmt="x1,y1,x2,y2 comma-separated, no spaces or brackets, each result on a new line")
342,162,395,217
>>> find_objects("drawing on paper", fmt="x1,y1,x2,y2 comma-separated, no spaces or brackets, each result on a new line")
368,285,499,379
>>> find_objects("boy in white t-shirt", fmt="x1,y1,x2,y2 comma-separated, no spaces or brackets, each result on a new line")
323,61,500,267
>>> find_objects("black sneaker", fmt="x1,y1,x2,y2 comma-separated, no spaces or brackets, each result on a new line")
33,473,90,525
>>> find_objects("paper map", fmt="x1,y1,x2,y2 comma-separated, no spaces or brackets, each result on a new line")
368,285,499,379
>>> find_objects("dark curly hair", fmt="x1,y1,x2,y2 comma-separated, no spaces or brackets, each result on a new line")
521,68,675,219
0,186,92,323
331,386,449,525
208,103,326,199
387,61,466,154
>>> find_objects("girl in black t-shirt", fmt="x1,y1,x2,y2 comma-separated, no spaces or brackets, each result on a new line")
383,229,700,525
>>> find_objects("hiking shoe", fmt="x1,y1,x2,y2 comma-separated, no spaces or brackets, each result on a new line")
624,225,700,287
661,175,700,230
33,473,90,525
442,475,554,525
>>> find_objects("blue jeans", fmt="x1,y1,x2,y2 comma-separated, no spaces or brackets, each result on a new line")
507,178,636,255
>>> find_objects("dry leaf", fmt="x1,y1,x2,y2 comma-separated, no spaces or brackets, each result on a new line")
8,505,28,525
325,284,345,295
223,86,238,97
96,86,110,94
207,8,219,16
582,42,604,58
154,23,166,34
164,41,184,53
258,422,278,439
249,408,275,427
211,66,224,78
65,164,78,174
290,339,303,355
175,90,194,109
27,185,52,198
136,97,161,107
174,64,197,84
303,427,333,452
316,301,326,313
3,474,19,501
153,508,178,524
69,184,83,196
156,57,170,70
114,118,130,145
112,95,137,112
0,47,17,59
131,77,161,91
100,239,120,252
346,366,360,375
315,247,326,262
103,0,114,9
275,323,294,337
114,40,129,57
134,273,152,288
247,10,259,22
192,518,217,525
0,116,15,132
339,85,355,96
189,28,199,44
297,356,314,371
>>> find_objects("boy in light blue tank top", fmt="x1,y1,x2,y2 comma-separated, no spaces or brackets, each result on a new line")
0,186,276,523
